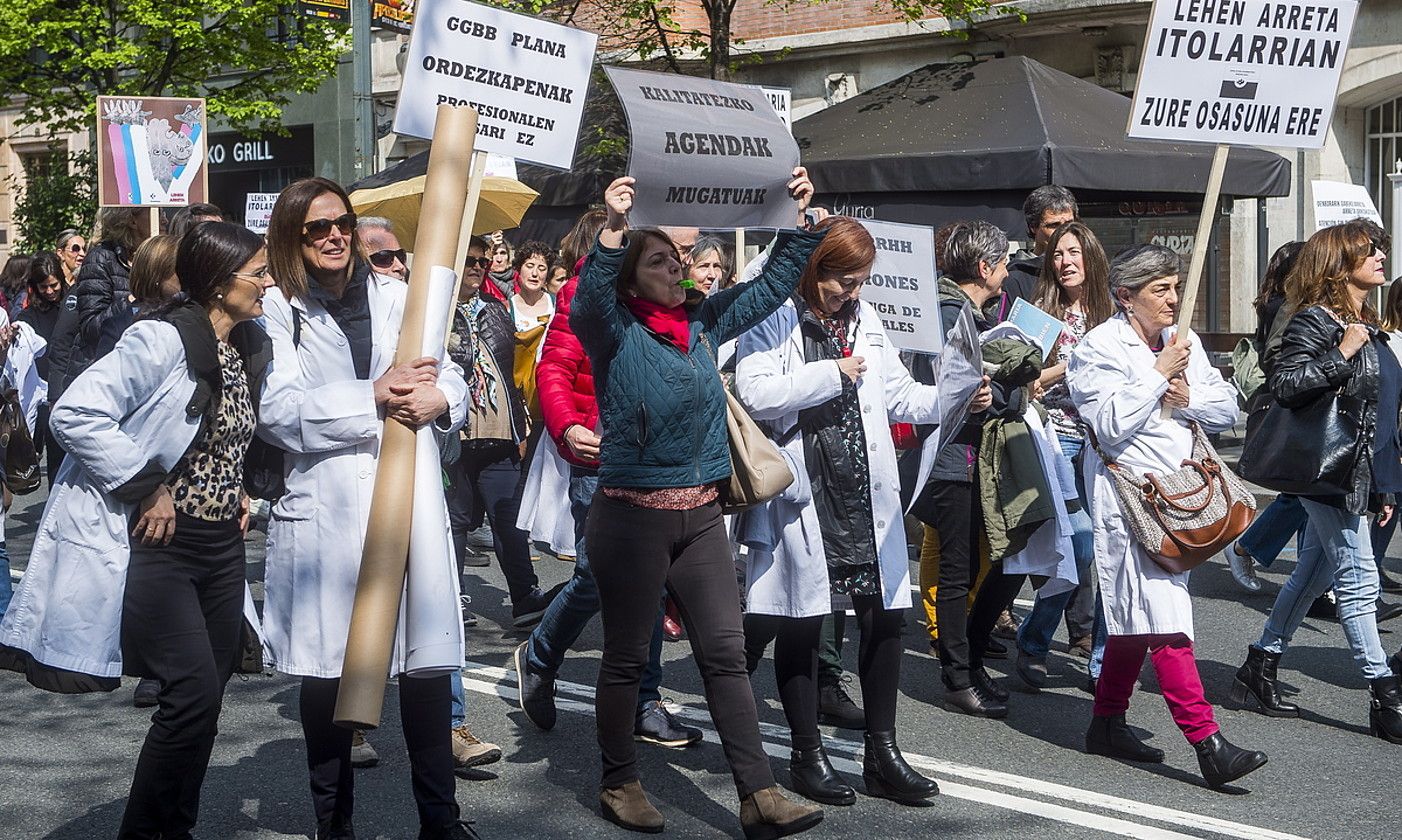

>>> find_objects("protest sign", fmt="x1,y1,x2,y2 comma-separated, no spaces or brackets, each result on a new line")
1128,0,1357,148
96,96,208,207
244,192,279,235
372,0,415,33
1312,180,1382,230
858,219,941,355
393,0,598,169
1006,299,1067,362
762,87,792,130
605,66,801,229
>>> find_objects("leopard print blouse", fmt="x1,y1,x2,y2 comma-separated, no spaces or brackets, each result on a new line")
168,341,255,522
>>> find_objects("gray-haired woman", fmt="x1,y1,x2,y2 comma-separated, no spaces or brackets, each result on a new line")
1066,243,1267,789
686,234,735,294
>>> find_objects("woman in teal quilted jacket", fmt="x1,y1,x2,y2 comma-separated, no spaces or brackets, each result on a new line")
571,173,825,839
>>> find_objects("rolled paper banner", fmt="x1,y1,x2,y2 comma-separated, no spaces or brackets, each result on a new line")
334,104,480,729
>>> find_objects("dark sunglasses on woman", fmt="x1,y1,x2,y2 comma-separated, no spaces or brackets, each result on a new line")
302,212,358,241
369,248,407,269
464,256,492,269
67,243,86,254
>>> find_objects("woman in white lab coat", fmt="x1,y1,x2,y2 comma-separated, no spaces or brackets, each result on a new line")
259,178,474,840
1,221,274,838
736,218,941,807
1067,243,1267,790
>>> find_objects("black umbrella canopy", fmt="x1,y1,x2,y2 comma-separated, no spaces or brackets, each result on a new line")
795,56,1291,198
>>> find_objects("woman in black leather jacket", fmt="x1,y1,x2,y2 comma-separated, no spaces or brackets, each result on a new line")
1233,221,1402,744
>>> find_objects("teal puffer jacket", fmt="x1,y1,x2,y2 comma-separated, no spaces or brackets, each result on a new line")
571,229,824,489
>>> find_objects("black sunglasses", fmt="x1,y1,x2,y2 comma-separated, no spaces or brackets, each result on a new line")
67,243,86,254
465,256,492,269
369,248,407,268
302,212,358,240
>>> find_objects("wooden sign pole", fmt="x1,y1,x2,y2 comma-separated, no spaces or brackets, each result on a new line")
334,104,479,729
1163,142,1230,419
734,228,747,280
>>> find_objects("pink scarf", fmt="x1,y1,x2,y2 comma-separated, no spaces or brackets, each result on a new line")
626,297,690,352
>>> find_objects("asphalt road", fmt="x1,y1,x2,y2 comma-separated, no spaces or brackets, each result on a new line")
1,459,1398,840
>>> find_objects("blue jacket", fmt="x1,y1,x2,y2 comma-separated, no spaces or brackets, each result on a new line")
571,229,825,489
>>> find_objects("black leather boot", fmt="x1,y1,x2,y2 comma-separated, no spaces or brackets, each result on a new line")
862,730,939,804
1193,732,1267,789
1085,715,1164,763
1369,674,1402,744
316,814,355,840
1229,645,1299,718
972,666,1009,702
789,746,856,806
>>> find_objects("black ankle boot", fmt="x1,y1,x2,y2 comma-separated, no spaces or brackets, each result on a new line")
317,814,355,840
862,730,939,805
1369,674,1402,744
1193,732,1267,789
1229,646,1299,718
789,746,856,806
972,666,1009,702
1085,715,1164,763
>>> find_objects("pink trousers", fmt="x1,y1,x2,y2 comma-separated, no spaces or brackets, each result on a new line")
1093,633,1219,744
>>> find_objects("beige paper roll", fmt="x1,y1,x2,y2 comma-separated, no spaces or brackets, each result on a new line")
334,104,479,729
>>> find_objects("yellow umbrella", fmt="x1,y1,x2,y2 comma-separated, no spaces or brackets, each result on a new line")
349,174,539,247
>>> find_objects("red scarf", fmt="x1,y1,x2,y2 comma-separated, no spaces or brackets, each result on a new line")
626,297,690,352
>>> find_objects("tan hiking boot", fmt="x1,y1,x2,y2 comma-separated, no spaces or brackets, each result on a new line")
451,724,502,769
739,785,823,839
600,780,664,833
349,729,378,768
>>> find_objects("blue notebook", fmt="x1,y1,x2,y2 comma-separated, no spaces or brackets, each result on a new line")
1006,299,1067,362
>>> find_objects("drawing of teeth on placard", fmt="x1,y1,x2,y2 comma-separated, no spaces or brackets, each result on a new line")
101,98,205,205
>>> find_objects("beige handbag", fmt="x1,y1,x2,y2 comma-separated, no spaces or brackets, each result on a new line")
699,334,794,513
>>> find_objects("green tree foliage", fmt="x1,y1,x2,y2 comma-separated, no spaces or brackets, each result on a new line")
493,0,1013,80
9,150,98,255
0,1,349,133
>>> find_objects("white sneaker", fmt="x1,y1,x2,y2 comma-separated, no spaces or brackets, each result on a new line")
1227,542,1263,592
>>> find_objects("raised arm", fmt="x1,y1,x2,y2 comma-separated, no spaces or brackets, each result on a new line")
568,177,633,360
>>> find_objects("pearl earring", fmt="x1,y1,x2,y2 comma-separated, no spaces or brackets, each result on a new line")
216,293,224,300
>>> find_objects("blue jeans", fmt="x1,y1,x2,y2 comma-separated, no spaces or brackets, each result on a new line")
1237,494,1306,569
1018,435,1094,659
0,541,11,617
451,668,466,727
525,471,663,710
1258,498,1392,680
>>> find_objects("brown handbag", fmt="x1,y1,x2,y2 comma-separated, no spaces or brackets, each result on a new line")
1088,422,1256,574
698,334,794,514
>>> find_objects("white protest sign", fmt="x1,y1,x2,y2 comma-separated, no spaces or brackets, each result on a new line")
762,87,792,131
859,219,941,355
605,66,802,229
1312,180,1382,230
244,192,278,234
393,0,598,169
1128,0,1357,148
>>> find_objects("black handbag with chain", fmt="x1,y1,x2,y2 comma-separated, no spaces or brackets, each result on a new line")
1237,387,1367,496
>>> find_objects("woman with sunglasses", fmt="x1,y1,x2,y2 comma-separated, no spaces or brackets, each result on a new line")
260,177,477,840
55,229,86,284
18,252,69,484
0,221,274,838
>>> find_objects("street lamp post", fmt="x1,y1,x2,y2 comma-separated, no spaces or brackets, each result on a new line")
352,0,376,177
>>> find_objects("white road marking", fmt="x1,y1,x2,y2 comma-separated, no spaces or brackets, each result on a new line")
463,662,1306,840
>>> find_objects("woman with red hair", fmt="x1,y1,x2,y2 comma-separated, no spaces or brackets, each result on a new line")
735,217,942,807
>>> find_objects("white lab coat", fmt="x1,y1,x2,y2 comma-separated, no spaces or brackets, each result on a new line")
734,299,940,618
0,308,48,434
258,273,469,679
1067,316,1239,638
0,321,201,677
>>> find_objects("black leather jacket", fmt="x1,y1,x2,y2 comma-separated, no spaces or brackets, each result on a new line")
1269,305,1378,514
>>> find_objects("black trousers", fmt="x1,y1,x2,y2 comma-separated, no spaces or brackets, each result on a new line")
299,673,458,830
118,512,245,840
446,439,538,604
588,494,774,796
746,595,904,750
923,480,1027,690
35,404,65,486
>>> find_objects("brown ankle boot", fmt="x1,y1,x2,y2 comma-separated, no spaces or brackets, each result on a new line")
739,785,824,840
600,781,664,833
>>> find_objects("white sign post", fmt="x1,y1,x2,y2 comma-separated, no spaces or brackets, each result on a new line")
859,219,942,355
1128,0,1358,420
1311,180,1382,230
392,0,598,169
244,192,279,235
